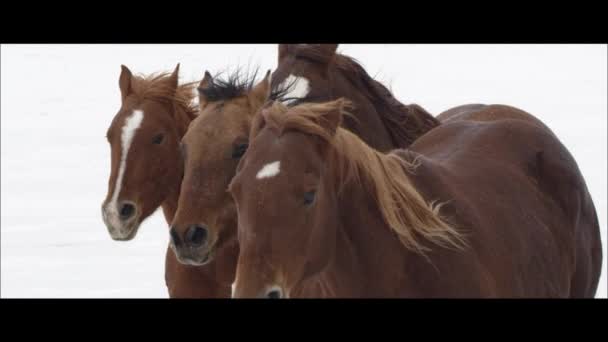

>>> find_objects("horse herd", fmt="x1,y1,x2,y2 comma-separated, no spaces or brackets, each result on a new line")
101,44,602,298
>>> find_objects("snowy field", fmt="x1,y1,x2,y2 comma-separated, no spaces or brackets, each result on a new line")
1,44,606,298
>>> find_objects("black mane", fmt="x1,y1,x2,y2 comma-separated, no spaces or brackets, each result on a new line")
269,76,299,104
198,66,298,106
198,67,259,102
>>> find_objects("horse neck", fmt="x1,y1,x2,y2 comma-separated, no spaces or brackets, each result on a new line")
160,103,195,224
310,221,368,297
334,88,396,152
317,188,410,296
315,150,431,297
337,71,440,150
342,102,392,151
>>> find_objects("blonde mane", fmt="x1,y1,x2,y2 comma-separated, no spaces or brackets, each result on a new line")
260,100,466,255
131,72,198,119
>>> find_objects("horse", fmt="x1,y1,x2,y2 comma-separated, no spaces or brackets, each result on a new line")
168,44,442,274
168,69,274,280
271,44,439,150
229,99,602,298
101,64,232,297
275,45,553,138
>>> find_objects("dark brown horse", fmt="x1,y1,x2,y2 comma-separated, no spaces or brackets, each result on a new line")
101,65,231,297
229,99,602,298
271,44,439,150
168,45,441,275
274,44,550,140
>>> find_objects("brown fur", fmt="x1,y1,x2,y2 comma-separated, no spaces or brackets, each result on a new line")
130,73,198,114
258,101,466,255
272,44,439,150
167,45,441,287
168,45,442,294
230,99,601,298
168,70,272,284
102,65,231,298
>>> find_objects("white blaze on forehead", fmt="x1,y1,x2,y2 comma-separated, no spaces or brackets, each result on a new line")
282,74,310,101
256,161,281,179
108,109,144,217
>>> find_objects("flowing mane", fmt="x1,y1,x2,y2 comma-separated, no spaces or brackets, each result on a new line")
197,67,294,103
131,71,198,120
293,45,440,147
259,100,466,255
197,68,259,102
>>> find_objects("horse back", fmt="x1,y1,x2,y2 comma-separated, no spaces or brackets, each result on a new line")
403,113,601,297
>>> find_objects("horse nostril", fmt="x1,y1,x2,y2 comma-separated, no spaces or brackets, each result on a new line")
185,225,208,247
266,289,282,299
170,227,182,247
119,202,135,220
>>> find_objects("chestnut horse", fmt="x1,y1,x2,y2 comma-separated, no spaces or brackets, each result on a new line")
101,65,231,297
169,45,442,273
168,69,275,282
229,100,602,298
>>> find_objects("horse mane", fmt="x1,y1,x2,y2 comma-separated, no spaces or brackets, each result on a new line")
131,71,198,120
292,45,440,147
261,100,466,255
197,67,258,102
197,67,293,108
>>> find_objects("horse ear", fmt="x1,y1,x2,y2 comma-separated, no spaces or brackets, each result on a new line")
168,63,180,93
318,98,345,137
278,44,291,62
280,44,338,61
318,44,339,58
197,71,213,108
199,70,213,90
248,70,272,113
119,65,133,101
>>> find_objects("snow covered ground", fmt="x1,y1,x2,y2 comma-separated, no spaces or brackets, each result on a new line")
1,44,606,298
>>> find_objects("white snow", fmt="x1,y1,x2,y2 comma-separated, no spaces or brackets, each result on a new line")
1,44,606,298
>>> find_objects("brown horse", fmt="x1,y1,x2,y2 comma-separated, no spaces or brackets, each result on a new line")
274,44,550,140
168,69,274,283
101,65,231,297
271,44,439,150
229,99,602,298
169,44,441,273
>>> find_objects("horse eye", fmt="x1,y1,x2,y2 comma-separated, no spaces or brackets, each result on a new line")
303,190,316,205
152,134,164,145
232,143,248,159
